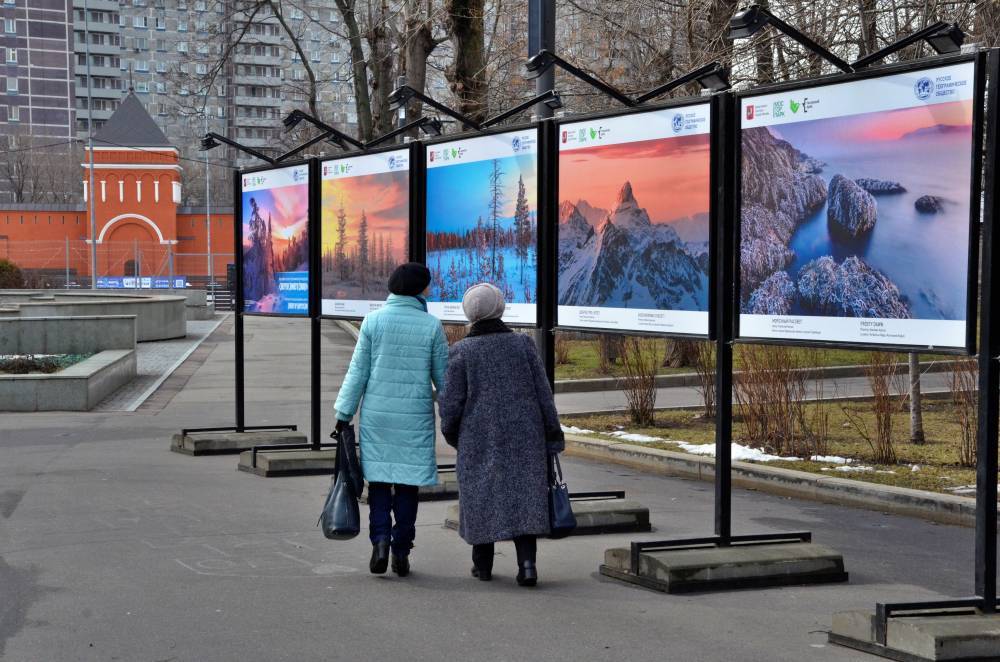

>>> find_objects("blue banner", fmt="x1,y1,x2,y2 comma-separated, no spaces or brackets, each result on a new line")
274,271,309,314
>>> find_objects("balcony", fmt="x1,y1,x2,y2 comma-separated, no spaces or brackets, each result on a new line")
73,40,121,56
74,64,121,78
76,85,122,99
73,19,120,34
72,0,119,11
232,95,279,107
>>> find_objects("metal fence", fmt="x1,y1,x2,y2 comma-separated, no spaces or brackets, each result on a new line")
0,240,234,291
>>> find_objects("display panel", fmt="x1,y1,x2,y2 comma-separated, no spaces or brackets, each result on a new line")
320,150,409,318
425,128,538,324
738,61,978,350
240,163,311,315
557,104,712,335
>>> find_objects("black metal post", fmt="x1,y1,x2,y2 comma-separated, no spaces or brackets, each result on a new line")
975,47,1000,612
233,169,246,432
530,0,556,388
310,158,322,451
713,92,735,543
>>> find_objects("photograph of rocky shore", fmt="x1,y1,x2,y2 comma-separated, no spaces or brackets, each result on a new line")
739,98,974,324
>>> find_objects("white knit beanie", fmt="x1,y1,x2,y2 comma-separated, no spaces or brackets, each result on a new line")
462,283,505,322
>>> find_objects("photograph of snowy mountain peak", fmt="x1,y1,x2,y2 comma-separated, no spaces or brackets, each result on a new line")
738,61,977,350
320,150,409,318
241,164,311,316
557,105,712,335
425,128,539,324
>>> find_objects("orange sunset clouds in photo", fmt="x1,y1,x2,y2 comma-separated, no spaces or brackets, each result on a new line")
559,134,711,223
321,171,409,262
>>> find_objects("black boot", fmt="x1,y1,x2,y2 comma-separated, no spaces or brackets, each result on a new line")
514,536,537,587
391,554,410,577
369,540,390,574
471,543,494,581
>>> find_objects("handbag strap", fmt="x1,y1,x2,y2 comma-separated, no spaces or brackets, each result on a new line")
549,452,563,484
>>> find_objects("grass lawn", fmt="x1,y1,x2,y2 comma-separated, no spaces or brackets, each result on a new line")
552,337,955,381
560,397,980,494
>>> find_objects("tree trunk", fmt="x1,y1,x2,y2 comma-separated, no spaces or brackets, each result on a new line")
909,352,925,444
365,0,395,138
399,0,439,136
335,0,375,140
664,339,699,368
445,0,488,122
975,1,1000,48
754,0,773,84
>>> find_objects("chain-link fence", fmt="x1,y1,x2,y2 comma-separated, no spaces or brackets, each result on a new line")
0,240,234,293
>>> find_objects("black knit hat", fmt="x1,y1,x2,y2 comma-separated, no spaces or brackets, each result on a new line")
388,262,432,296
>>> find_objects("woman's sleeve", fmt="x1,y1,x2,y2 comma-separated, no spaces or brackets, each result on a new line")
437,344,466,448
333,318,372,421
430,322,448,393
524,335,564,452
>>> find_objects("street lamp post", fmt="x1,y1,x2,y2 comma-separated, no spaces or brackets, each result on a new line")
84,0,98,289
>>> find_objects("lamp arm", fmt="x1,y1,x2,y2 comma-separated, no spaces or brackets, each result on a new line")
365,117,429,148
635,63,726,104
207,133,275,164
412,92,481,130
852,20,949,69
275,130,340,163
546,52,635,106
764,10,853,73
481,90,555,128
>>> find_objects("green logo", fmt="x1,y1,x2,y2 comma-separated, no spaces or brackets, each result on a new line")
451,148,458,158
789,100,800,113
589,128,596,139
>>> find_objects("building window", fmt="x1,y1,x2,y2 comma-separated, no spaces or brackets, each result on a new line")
133,15,147,28
9,105,19,121
136,60,148,72
136,81,149,92
135,37,147,50
194,0,205,10
155,38,166,51
156,61,167,73
177,21,187,32
5,48,14,64
177,41,187,52
195,63,206,74
155,82,165,93
155,16,165,30
6,77,17,94
4,19,15,34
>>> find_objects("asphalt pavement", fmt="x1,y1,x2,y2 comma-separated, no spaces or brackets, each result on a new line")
1,316,995,662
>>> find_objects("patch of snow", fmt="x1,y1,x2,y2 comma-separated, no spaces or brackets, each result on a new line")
561,425,594,435
911,464,921,473
811,455,852,465
821,465,895,474
670,441,801,463
607,431,663,443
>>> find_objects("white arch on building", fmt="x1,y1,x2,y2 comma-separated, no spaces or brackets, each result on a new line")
95,213,168,244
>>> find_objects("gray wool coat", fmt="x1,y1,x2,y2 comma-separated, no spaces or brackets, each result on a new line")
438,330,564,545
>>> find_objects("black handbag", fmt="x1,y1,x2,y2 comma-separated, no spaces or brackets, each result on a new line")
317,426,361,540
547,452,577,539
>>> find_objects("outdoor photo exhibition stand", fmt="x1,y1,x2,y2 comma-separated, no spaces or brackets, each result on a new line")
594,90,847,594
830,48,1000,661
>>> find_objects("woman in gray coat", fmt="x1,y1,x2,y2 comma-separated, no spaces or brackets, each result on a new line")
438,283,564,586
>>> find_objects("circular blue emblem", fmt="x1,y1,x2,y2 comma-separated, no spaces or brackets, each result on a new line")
671,113,684,133
914,77,934,100
511,136,521,151
387,156,395,168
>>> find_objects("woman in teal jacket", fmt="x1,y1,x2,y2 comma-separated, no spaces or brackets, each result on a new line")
334,263,448,578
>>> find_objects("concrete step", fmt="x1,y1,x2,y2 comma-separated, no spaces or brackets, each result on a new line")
237,449,337,476
601,541,847,594
171,430,306,456
830,609,1000,661
444,499,651,535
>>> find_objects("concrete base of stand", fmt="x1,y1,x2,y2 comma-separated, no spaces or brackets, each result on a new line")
599,542,847,594
171,430,306,456
444,500,651,535
829,610,1000,661
360,473,459,503
237,449,337,477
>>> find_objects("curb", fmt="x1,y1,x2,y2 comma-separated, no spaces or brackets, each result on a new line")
553,360,962,394
562,433,982,528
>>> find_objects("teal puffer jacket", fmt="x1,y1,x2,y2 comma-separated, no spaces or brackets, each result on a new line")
334,294,448,487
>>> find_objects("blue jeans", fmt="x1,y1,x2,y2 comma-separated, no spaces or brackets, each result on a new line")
367,483,419,557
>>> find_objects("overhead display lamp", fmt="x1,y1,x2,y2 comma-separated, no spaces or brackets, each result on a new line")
728,4,854,73
853,21,966,69
282,109,365,150
481,89,563,128
199,132,275,164
634,62,731,104
365,115,444,148
524,50,635,107
274,130,338,163
387,84,482,130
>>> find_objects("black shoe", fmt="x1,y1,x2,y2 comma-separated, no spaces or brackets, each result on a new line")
471,566,492,581
516,561,537,587
391,554,410,577
370,540,390,574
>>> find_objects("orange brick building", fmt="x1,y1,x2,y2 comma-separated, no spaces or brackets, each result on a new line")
0,92,234,286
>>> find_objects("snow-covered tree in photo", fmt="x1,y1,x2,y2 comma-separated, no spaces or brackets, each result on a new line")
513,175,530,282
358,211,369,296
335,201,348,280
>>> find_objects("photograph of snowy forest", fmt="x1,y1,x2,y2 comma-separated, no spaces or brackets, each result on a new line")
739,97,974,326
320,167,408,311
241,182,310,315
558,131,711,315
425,149,538,309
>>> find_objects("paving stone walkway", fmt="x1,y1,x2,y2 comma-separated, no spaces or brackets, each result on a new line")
93,315,226,412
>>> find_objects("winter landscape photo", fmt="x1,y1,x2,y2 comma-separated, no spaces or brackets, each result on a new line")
739,63,976,348
320,152,409,317
241,166,310,315
425,130,538,323
557,106,712,334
